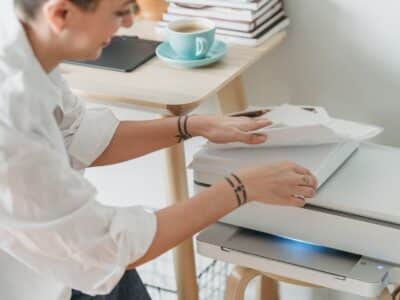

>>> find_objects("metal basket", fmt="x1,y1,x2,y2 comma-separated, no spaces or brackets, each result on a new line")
138,249,231,300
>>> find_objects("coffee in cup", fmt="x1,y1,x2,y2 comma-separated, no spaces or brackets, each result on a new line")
167,19,216,60
174,24,208,33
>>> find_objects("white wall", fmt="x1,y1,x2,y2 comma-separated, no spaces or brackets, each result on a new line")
243,0,400,146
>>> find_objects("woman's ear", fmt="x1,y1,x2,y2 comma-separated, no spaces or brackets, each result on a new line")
41,0,71,34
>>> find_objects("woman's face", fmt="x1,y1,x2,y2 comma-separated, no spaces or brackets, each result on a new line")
57,0,135,61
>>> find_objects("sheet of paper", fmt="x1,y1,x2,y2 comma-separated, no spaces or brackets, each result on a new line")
328,118,383,140
263,104,331,127
206,105,383,150
207,124,344,149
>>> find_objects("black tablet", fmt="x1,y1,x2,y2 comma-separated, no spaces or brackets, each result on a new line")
65,36,161,72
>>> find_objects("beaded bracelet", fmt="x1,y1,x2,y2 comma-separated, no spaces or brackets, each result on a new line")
225,176,242,207
176,115,192,143
231,173,248,205
224,173,248,207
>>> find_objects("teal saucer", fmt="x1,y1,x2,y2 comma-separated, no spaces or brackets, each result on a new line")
156,40,227,68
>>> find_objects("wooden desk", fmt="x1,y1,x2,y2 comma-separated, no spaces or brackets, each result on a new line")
62,19,286,300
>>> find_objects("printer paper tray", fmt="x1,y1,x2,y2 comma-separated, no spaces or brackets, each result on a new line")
222,228,361,278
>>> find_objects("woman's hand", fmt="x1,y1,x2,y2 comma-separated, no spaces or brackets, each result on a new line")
235,161,318,207
188,115,272,145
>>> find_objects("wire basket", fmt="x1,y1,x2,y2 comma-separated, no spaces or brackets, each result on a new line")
138,247,231,300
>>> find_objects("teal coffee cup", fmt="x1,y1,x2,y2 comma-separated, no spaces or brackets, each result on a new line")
167,19,216,60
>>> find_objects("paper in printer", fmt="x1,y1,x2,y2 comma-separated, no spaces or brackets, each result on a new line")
206,104,383,149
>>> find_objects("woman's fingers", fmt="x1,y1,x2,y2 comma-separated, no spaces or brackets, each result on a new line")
234,129,268,144
294,186,316,198
288,196,306,207
232,117,272,132
296,173,318,188
293,165,312,175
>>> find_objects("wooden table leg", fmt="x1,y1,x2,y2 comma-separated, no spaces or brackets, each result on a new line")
256,276,280,300
257,272,322,300
217,76,248,114
162,74,249,299
164,141,199,300
225,266,271,300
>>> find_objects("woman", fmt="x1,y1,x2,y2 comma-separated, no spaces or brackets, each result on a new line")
0,0,317,299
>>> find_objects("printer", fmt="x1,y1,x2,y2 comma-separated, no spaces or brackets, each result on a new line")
189,106,400,297
191,142,400,297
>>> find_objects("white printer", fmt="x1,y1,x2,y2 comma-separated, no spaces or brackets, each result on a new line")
191,142,400,297
189,106,400,297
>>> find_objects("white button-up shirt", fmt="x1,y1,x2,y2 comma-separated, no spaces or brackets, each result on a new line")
0,2,157,299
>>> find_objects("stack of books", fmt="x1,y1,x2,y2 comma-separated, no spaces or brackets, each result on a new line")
156,0,290,47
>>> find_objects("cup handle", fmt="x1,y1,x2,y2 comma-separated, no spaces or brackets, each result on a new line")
195,37,208,57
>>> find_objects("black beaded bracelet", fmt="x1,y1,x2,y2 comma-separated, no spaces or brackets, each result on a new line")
176,115,192,143
231,173,248,204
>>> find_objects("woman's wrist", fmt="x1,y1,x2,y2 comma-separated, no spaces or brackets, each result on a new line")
175,115,211,142
186,115,210,138
213,178,241,212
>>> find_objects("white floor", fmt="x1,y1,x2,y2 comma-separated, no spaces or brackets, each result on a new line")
85,101,370,300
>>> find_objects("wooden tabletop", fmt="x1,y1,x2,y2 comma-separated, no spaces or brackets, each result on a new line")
61,19,286,115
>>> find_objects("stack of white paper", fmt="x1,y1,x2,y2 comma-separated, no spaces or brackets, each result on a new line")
206,104,383,149
156,0,290,47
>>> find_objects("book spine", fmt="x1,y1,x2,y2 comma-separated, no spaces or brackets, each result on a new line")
216,17,289,47
163,2,283,32
168,5,253,20
168,0,280,22
169,0,259,10
216,11,285,38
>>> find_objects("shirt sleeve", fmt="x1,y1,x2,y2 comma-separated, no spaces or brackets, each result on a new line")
0,128,157,295
55,72,119,169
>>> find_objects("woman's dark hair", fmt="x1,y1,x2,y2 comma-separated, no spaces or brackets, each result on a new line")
15,0,99,20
